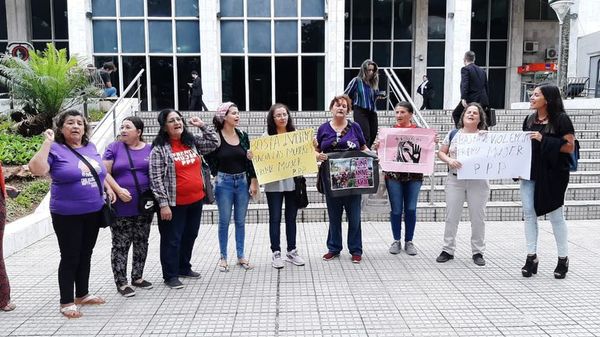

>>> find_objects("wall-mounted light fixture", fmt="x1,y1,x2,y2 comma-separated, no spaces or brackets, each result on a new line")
85,11,93,19
447,12,454,19
418,54,424,61
216,11,221,19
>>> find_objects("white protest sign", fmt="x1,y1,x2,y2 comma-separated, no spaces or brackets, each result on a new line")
456,131,531,180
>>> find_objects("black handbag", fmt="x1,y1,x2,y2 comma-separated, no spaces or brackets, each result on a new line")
65,145,115,228
201,157,215,204
293,176,309,209
124,144,158,214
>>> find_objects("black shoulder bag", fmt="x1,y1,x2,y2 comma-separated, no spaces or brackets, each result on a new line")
123,143,158,214
65,145,115,228
293,176,309,209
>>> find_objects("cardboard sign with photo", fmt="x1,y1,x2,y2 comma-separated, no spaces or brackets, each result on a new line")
322,151,379,197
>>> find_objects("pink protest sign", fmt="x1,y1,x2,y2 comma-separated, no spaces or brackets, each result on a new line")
377,128,437,174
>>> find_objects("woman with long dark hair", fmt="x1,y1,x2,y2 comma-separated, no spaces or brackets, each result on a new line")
344,59,381,148
520,84,575,279
149,109,218,289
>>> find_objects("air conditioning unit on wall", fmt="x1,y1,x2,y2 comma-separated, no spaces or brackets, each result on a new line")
546,48,558,59
524,41,539,53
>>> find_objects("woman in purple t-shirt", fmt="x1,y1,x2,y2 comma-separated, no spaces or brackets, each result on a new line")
103,116,153,297
316,94,368,264
29,110,116,319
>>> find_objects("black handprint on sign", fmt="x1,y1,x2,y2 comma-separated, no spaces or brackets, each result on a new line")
408,143,421,163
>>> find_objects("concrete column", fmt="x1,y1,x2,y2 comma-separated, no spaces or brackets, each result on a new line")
413,0,428,105
443,0,472,109
199,1,221,110
5,0,32,42
67,0,93,63
325,0,345,106
507,0,525,104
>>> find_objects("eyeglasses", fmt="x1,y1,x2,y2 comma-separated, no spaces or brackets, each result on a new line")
167,117,183,124
274,114,288,119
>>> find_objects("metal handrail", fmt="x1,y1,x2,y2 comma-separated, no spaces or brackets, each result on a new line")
382,68,429,128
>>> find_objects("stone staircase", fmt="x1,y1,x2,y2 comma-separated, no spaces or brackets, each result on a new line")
137,109,600,223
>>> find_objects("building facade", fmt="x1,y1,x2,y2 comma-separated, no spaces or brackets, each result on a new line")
2,0,599,111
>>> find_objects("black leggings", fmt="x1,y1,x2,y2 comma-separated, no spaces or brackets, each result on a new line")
353,106,378,148
51,210,101,304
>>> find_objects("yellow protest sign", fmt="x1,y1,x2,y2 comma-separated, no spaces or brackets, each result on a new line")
250,129,318,185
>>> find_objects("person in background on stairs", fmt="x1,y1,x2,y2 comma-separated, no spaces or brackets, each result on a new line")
205,102,259,272
344,59,385,148
149,109,219,289
0,163,18,312
316,95,368,264
372,102,438,257
99,62,117,98
260,103,306,269
102,117,154,297
520,84,575,279
436,103,489,267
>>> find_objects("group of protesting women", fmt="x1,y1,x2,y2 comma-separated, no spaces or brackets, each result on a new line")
0,59,576,319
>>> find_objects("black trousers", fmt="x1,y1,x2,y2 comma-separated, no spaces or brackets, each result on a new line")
190,96,208,111
420,94,432,110
51,210,101,304
353,106,378,148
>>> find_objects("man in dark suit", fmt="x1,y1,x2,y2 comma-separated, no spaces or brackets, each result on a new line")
452,51,489,127
417,75,434,110
188,70,208,111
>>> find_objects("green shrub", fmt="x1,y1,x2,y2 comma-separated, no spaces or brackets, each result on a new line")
0,132,43,165
87,109,105,122
12,180,50,209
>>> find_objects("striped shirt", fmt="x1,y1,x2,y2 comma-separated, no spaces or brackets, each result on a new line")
344,77,377,112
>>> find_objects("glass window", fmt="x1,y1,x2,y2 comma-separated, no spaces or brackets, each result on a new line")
275,0,297,17
275,57,298,110
148,21,173,53
32,0,52,39
176,21,200,53
176,0,199,17
302,56,324,110
344,42,350,68
147,0,171,17
93,20,118,53
176,57,201,110
490,0,509,39
53,0,69,39
220,21,244,53
92,0,116,17
0,0,7,40
352,42,370,67
248,57,272,110
121,56,148,110
425,69,444,109
427,0,446,39
220,0,243,17
393,0,413,40
393,42,411,67
373,42,390,67
488,68,506,108
489,41,507,66
275,21,297,53
301,20,324,53
121,21,145,53
344,0,350,39
248,21,271,53
149,57,174,110
470,0,488,39
470,41,487,66
54,41,69,53
373,0,392,40
121,0,144,16
221,56,246,110
248,0,270,17
426,42,444,67
94,55,119,92
524,0,557,21
352,0,371,40
302,0,324,17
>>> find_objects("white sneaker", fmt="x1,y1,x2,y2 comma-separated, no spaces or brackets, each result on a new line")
404,241,418,256
272,251,284,269
389,240,402,254
285,249,306,266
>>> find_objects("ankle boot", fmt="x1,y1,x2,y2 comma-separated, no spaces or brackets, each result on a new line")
521,254,539,277
554,257,569,279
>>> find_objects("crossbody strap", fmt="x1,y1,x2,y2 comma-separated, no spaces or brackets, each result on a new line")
123,143,143,196
65,144,104,198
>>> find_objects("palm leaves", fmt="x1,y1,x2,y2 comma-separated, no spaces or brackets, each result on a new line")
0,43,101,136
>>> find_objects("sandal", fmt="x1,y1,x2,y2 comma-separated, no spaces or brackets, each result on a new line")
1,302,16,312
238,258,254,270
75,294,106,306
60,304,81,319
218,258,229,272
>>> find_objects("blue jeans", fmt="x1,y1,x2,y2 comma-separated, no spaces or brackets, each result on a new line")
157,200,203,281
385,178,422,242
266,191,298,252
104,87,117,97
215,172,250,259
520,179,569,257
325,193,363,256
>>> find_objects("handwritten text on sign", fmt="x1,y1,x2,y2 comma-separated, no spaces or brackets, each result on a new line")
456,131,531,180
250,129,318,184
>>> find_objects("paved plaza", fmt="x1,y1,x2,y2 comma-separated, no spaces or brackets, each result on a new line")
1,219,599,336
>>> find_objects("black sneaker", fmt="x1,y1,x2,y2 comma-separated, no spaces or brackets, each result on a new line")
117,285,136,297
165,278,184,289
132,279,153,289
179,270,201,278
436,251,454,263
472,253,486,266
